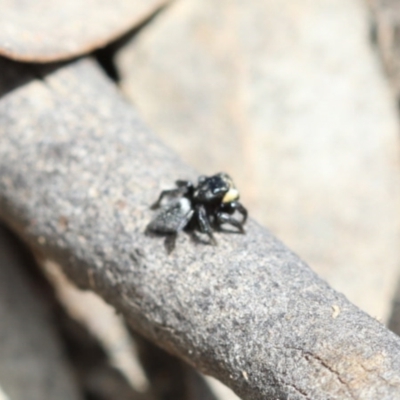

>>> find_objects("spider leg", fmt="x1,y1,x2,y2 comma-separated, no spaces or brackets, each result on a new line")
195,204,216,245
150,186,189,209
177,209,194,231
175,180,194,189
216,211,245,233
230,201,248,223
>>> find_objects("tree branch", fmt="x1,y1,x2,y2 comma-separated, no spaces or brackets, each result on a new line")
1,57,400,399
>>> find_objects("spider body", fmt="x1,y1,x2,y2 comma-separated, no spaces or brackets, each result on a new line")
148,173,247,244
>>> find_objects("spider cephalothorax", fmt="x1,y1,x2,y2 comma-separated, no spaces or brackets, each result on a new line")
148,173,247,244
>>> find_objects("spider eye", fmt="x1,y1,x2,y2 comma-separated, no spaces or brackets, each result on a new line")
210,176,229,192
212,186,224,194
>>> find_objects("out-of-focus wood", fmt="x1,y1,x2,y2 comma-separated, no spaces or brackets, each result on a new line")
0,225,82,400
0,0,168,62
369,0,400,97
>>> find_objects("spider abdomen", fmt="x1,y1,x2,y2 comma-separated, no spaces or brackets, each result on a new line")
148,197,193,233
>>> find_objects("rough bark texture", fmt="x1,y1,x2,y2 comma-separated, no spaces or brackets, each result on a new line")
0,225,82,400
1,57,400,399
0,0,167,62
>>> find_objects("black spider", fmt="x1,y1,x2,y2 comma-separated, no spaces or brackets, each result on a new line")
148,173,247,244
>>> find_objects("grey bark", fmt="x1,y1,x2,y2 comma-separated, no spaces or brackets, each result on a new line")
1,57,400,399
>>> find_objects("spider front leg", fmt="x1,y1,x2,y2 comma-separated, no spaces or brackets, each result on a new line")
230,201,248,223
195,204,216,245
150,180,193,209
175,180,194,189
216,211,245,233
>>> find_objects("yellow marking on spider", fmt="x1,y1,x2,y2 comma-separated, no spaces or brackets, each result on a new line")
222,188,239,203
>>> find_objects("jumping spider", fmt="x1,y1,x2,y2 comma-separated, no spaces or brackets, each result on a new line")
148,173,247,244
